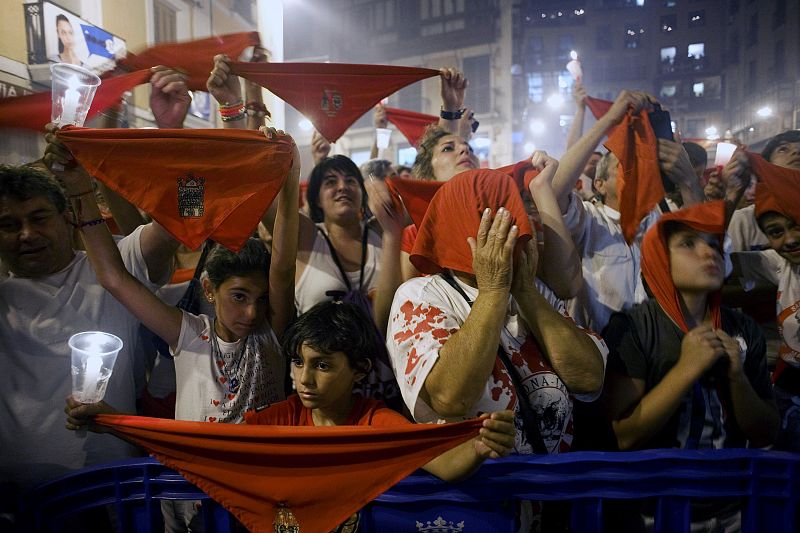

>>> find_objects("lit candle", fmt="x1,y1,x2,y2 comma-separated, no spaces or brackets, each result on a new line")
81,354,103,402
60,76,81,125
566,50,582,83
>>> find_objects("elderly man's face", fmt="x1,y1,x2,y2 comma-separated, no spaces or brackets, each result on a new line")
0,195,74,278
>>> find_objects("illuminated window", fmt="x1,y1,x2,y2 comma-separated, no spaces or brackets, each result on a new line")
688,10,705,28
692,82,704,97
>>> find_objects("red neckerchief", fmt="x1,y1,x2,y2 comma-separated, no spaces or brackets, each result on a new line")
56,126,293,251
384,107,438,146
749,152,800,223
94,414,480,533
231,62,439,142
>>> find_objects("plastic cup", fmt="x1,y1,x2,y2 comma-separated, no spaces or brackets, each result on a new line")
714,142,737,167
69,331,123,404
566,59,583,82
375,127,392,150
50,63,101,127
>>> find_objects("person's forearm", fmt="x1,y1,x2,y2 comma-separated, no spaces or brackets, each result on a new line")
514,287,603,394
424,290,508,417
677,176,705,207
565,105,585,150
97,182,146,236
728,374,780,447
529,180,582,299
269,172,300,337
553,114,615,212
611,364,697,450
422,438,482,482
372,233,402,335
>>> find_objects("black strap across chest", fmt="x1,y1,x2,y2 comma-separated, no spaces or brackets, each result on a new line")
439,271,548,454
318,224,369,292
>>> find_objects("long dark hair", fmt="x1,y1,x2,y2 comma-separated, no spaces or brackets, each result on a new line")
306,155,367,223
56,14,70,55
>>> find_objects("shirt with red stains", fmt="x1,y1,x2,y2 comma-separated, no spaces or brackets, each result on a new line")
387,274,608,454
172,312,286,423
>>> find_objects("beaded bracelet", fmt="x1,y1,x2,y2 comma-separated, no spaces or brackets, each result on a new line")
70,217,106,229
219,100,246,122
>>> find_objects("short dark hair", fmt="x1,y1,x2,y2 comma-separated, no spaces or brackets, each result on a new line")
360,159,394,180
0,164,67,213
306,155,367,223
282,301,377,371
683,142,708,168
762,130,800,162
205,238,270,288
396,165,412,175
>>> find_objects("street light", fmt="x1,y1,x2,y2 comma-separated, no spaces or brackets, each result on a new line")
705,126,719,140
546,93,565,110
529,119,546,135
298,118,313,131
524,142,536,153
756,106,773,118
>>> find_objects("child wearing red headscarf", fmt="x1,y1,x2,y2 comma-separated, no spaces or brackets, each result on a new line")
603,200,778,530
728,133,800,452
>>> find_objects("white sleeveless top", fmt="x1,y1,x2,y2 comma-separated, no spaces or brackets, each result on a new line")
294,223,383,313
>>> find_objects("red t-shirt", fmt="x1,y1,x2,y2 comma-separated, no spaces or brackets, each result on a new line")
401,224,418,255
244,394,410,427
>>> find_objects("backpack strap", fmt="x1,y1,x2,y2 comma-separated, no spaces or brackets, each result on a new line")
439,271,548,454
318,224,369,293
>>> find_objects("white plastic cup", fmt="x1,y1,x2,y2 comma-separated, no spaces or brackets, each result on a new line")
69,331,123,404
375,127,392,150
50,63,101,127
714,142,737,168
566,59,583,82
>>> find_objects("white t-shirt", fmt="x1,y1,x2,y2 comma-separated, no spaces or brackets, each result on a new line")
562,193,658,332
728,204,770,252
736,249,800,366
294,223,382,314
386,274,608,454
0,226,155,489
172,312,286,423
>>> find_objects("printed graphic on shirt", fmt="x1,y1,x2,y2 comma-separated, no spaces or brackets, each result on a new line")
777,299,800,365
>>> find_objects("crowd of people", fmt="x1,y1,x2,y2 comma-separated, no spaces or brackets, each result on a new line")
2,47,799,532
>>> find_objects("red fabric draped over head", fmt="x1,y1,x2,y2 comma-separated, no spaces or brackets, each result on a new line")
411,169,534,275
641,200,726,333
120,32,260,90
749,152,800,224
384,107,438,146
604,109,665,244
94,414,480,533
232,62,440,142
585,96,613,120
385,177,443,227
56,126,292,251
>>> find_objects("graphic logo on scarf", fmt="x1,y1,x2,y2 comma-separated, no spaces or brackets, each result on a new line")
177,174,205,218
321,88,343,117
273,503,299,533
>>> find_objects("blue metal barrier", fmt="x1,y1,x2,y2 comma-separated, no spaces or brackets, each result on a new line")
20,449,800,532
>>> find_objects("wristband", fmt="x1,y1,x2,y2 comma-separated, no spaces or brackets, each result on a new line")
440,108,464,120
70,217,106,229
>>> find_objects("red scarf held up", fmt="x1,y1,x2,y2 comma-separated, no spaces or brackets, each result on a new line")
94,414,481,533
749,153,800,224
385,177,443,228
118,32,260,91
495,160,541,193
411,169,534,275
232,62,440,142
585,96,613,120
56,126,292,251
604,109,665,245
641,200,725,332
383,107,438,146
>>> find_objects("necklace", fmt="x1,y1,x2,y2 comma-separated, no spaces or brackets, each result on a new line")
210,320,248,394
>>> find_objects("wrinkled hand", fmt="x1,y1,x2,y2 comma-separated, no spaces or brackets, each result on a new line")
704,170,725,200
439,67,467,112
43,123,92,189
510,239,539,298
365,176,404,238
468,208,518,293
573,82,587,108
207,54,242,106
373,103,388,128
658,138,697,187
716,329,745,380
311,130,331,165
474,410,515,459
678,325,726,381
149,66,190,129
65,396,117,431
